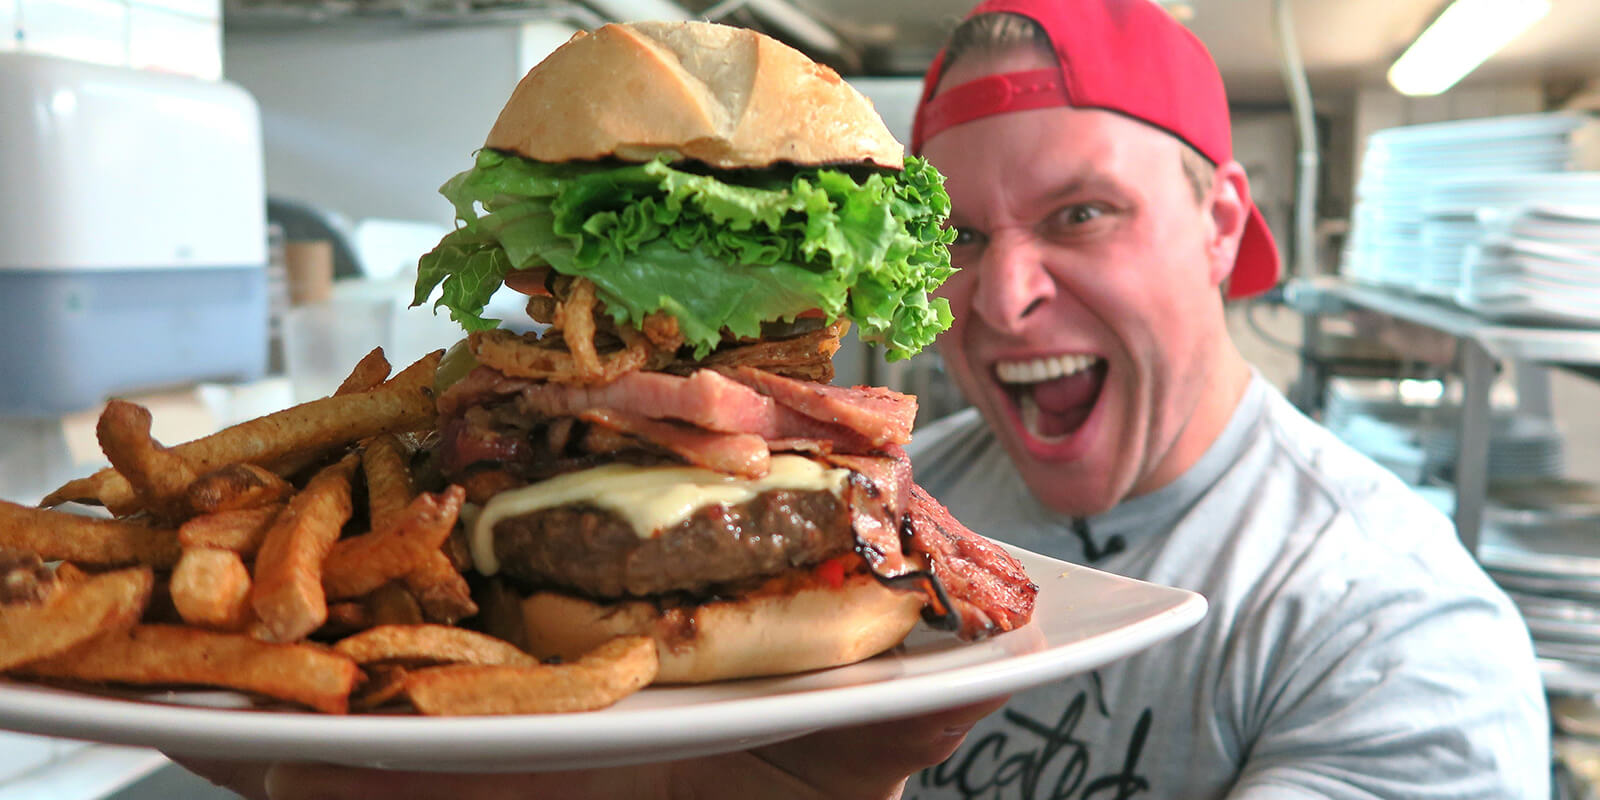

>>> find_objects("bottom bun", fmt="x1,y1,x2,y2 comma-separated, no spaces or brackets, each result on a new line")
521,571,925,683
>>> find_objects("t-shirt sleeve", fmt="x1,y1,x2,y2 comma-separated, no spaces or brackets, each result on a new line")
1224,523,1549,800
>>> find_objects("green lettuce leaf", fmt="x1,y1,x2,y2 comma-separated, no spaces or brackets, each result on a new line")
411,149,957,360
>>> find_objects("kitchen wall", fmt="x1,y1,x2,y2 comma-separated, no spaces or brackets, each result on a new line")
222,21,577,227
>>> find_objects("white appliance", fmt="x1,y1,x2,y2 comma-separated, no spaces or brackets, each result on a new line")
0,52,268,417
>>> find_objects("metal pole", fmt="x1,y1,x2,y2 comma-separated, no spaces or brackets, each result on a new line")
1454,339,1495,556
1274,0,1327,418
1514,361,1554,420
1272,0,1320,280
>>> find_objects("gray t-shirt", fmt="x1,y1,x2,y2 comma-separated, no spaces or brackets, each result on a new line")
904,376,1549,799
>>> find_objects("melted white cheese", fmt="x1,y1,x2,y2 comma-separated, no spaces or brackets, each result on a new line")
470,455,850,575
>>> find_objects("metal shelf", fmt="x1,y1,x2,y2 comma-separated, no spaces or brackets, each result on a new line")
1287,276,1600,555
1286,277,1600,367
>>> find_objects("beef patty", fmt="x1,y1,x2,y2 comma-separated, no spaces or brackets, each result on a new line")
492,488,854,598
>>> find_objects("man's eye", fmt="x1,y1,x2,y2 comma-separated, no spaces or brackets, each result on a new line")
951,227,985,248
1057,205,1104,225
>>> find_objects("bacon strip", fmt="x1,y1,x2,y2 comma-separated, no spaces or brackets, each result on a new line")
441,368,772,433
812,449,1035,641
904,484,1037,640
813,452,912,579
441,368,882,455
719,366,917,447
435,415,525,475
578,409,770,479
436,367,539,418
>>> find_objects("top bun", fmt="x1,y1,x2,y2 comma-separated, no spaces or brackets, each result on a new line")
484,21,904,170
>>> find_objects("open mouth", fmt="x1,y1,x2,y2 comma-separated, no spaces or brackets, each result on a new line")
994,353,1107,442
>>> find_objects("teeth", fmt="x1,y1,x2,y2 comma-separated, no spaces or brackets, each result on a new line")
995,354,1099,385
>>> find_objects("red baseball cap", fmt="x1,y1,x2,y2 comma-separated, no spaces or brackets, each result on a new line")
912,0,1281,299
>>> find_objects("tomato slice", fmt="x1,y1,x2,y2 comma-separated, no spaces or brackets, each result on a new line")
815,556,846,589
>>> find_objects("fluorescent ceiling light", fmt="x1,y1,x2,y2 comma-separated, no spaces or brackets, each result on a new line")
1388,0,1550,96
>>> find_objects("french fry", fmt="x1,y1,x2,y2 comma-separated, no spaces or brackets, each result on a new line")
404,551,478,624
250,454,360,643
351,664,410,711
335,347,392,396
0,567,152,671
19,624,360,714
0,551,55,606
403,636,657,716
177,504,284,557
334,624,537,667
322,486,464,601
355,431,458,619
362,434,414,534
53,562,89,585
187,464,295,515
0,501,179,568
170,549,253,631
266,348,397,481
320,601,372,636
39,475,101,512
364,582,424,627
95,400,198,518
360,428,467,620
41,350,442,511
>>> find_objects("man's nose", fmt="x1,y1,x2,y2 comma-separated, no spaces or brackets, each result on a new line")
973,235,1054,335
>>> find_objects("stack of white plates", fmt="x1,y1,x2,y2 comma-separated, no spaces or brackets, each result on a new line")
1417,411,1566,482
1416,211,1482,297
1471,479,1600,677
1455,204,1600,325
1342,112,1597,291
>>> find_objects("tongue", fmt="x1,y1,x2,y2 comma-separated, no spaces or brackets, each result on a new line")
1019,366,1104,439
1032,368,1101,414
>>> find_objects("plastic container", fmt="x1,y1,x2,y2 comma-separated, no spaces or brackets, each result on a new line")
0,266,267,417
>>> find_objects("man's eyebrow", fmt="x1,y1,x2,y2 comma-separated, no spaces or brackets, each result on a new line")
1033,172,1126,206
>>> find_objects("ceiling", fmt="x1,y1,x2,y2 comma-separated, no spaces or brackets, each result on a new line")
727,0,1600,103
224,0,1600,104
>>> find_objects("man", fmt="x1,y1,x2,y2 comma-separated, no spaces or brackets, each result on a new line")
901,0,1549,797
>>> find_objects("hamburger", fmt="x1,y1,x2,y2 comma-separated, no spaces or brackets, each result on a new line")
414,20,1036,683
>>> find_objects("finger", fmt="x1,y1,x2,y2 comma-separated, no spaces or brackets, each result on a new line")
169,756,273,800
265,762,676,800
750,696,1011,799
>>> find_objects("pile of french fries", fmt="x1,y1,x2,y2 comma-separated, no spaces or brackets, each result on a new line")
0,348,656,716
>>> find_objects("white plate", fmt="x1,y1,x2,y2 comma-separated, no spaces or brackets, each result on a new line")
0,546,1205,772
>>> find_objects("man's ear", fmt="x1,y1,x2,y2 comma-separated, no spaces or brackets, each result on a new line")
1205,161,1252,288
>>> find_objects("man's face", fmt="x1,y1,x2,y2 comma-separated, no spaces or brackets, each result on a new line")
923,57,1231,516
